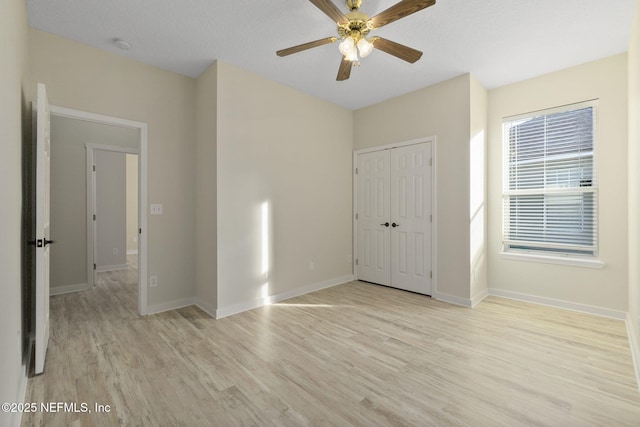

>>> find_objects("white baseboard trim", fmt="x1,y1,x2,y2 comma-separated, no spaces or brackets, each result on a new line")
625,313,640,394
10,358,29,427
216,275,355,319
126,250,138,255
50,283,91,296
433,291,473,307
194,298,216,318
146,297,196,315
471,288,489,307
488,288,626,320
96,263,128,273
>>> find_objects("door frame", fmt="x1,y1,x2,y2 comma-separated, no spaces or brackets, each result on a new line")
49,105,149,315
353,136,437,294
86,144,138,287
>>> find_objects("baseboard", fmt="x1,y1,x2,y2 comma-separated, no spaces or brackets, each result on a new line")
50,283,90,296
471,288,489,307
194,298,216,318
10,357,29,427
488,288,626,320
216,275,355,319
625,313,640,394
433,291,473,307
96,263,128,273
146,297,196,315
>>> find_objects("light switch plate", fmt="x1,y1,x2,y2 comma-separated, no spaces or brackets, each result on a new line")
150,203,163,215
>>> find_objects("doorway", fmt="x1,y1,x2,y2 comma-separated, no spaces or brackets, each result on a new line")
87,147,138,281
49,105,148,315
354,138,435,295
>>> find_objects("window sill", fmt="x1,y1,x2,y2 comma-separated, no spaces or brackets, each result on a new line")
500,251,604,269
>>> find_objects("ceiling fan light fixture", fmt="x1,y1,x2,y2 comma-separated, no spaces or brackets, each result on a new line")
346,48,359,62
357,37,373,58
338,37,355,56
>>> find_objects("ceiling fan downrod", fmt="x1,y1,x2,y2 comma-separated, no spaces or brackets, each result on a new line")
345,0,362,12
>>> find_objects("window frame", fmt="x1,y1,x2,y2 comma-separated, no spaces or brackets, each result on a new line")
500,100,603,269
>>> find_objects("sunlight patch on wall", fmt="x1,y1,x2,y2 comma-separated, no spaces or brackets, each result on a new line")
260,201,272,305
470,130,485,267
261,201,269,276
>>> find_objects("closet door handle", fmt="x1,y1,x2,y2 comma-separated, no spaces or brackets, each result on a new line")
380,222,390,227
392,222,400,228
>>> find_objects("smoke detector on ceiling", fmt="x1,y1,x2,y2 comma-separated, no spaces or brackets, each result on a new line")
114,38,131,50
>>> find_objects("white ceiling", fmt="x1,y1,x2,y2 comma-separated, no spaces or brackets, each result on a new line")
26,0,635,110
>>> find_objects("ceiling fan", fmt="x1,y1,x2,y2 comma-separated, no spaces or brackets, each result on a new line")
276,0,436,81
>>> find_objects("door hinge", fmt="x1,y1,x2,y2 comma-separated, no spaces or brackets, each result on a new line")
430,214,432,222
355,167,358,175
93,164,96,172
355,213,358,220
429,158,432,166
93,263,96,270
430,271,432,279
93,214,96,221
139,228,142,234
355,258,359,266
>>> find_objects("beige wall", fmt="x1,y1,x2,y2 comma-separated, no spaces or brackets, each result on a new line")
628,0,640,358
95,150,127,270
29,29,197,307
126,153,138,254
50,116,138,289
195,62,218,313
469,75,488,301
354,74,473,301
0,0,29,424
487,54,629,312
216,61,353,313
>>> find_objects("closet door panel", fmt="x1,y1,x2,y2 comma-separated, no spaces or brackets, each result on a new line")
390,143,432,294
356,150,391,286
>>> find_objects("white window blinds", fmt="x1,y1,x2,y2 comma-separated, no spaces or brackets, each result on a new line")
502,102,597,256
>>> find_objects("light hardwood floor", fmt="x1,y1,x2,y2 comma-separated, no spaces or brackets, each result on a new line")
23,268,640,426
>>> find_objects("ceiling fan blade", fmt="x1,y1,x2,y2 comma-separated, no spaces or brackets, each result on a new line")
276,37,337,57
370,0,435,28
337,56,352,81
309,0,349,25
372,37,423,63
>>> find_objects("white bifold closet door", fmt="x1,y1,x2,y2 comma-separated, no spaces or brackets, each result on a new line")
356,142,432,295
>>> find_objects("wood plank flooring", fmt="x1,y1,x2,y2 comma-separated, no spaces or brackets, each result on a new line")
22,269,640,426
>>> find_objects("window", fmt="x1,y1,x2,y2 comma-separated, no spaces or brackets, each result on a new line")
502,101,598,259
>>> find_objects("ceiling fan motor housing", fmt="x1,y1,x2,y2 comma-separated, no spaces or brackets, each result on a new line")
337,11,373,41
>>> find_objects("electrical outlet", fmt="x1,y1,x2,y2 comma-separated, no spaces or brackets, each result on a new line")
149,275,158,287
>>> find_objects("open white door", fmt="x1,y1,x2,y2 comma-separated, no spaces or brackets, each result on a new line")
35,83,51,375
